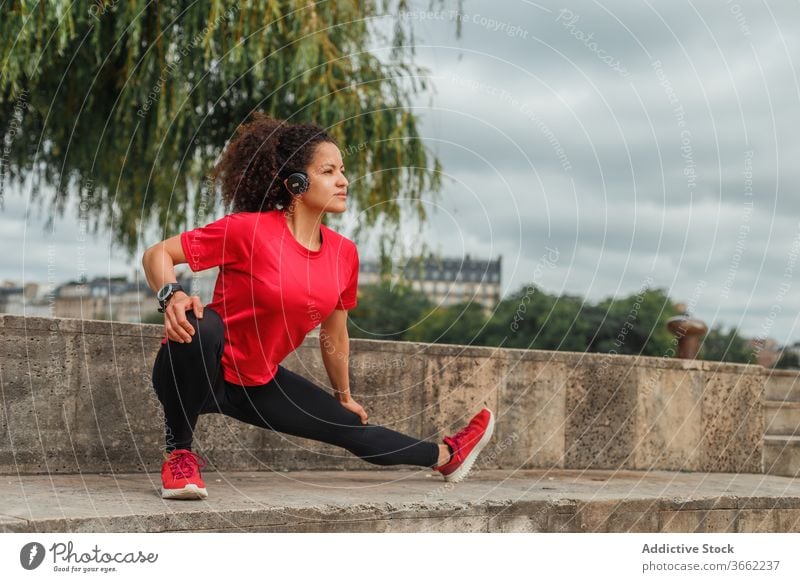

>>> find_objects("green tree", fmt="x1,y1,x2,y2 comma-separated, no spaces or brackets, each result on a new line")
588,288,678,356
392,283,682,356
405,301,489,345
533,294,594,352
478,285,591,351
348,280,433,342
0,1,456,259
775,349,800,369
699,325,755,364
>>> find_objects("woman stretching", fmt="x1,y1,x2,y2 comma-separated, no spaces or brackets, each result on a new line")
142,113,494,499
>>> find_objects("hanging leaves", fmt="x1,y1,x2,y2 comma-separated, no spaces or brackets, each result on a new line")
0,0,460,262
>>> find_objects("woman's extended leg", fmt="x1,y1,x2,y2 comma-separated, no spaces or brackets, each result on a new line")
151,307,225,452
222,365,441,468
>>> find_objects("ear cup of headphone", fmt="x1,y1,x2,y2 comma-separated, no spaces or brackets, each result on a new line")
284,171,309,195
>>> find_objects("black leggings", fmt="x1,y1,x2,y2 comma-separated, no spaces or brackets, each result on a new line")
151,307,440,468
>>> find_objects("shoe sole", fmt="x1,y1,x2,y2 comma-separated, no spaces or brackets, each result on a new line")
161,484,208,500
444,410,496,483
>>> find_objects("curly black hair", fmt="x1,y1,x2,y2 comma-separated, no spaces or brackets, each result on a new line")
209,112,337,213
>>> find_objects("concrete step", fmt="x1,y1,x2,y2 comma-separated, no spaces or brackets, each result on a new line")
763,435,800,478
2,469,800,533
765,371,800,402
764,401,800,435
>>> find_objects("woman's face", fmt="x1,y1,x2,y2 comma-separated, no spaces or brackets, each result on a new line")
289,141,349,214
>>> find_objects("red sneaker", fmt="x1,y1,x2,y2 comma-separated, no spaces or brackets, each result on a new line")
160,449,208,499
434,408,495,483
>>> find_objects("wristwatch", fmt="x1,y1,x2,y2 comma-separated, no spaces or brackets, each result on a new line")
157,282,185,313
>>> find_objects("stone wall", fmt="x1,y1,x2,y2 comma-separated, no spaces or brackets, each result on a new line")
0,314,769,474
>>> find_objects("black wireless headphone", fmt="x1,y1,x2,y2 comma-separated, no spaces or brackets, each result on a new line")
283,170,309,196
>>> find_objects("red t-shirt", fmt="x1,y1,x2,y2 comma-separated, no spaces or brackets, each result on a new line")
159,210,359,386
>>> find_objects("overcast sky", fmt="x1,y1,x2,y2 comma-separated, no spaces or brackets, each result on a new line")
3,0,800,344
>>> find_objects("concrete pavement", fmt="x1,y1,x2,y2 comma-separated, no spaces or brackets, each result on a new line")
2,468,800,533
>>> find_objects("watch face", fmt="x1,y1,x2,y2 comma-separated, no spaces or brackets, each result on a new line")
157,283,174,301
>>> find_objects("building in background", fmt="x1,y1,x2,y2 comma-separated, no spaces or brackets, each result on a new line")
0,267,219,323
53,275,159,322
359,253,502,314
0,281,49,317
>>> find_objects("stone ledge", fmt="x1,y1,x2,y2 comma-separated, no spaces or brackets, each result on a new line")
0,315,774,474
2,469,800,533
1,313,766,374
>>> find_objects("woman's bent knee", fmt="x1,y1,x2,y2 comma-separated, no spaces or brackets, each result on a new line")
183,307,224,344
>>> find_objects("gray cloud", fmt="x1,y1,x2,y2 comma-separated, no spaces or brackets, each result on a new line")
397,0,800,342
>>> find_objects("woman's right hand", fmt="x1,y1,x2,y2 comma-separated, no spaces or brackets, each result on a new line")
164,291,204,343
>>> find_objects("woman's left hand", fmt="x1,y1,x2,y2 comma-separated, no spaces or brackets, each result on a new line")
339,396,369,424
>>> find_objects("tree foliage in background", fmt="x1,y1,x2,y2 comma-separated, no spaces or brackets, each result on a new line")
405,301,489,345
348,279,433,342
350,280,756,364
698,325,754,364
478,286,593,351
0,0,454,257
588,288,678,356
775,349,800,369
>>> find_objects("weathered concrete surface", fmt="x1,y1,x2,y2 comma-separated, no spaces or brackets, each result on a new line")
763,370,800,477
0,314,782,474
2,469,800,533
764,436,800,478
764,401,800,435
765,370,800,402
